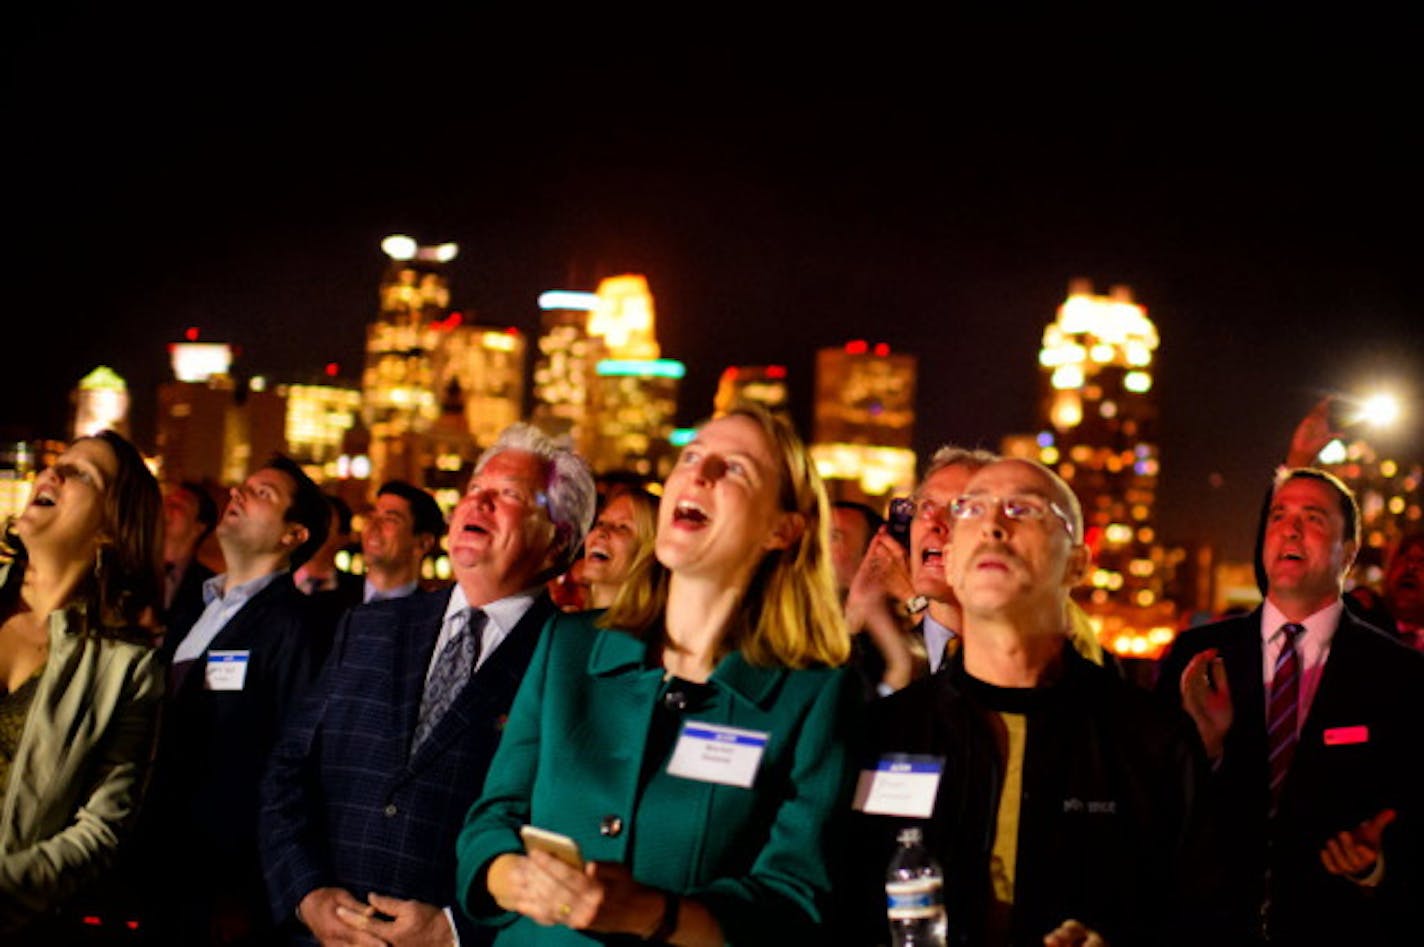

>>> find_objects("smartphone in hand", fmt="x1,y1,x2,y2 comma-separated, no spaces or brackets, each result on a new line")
520,824,584,869
887,497,915,550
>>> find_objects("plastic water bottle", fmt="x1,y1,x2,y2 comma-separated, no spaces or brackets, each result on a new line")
885,826,947,946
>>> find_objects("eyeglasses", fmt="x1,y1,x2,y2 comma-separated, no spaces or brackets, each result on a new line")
901,496,952,523
947,493,1076,539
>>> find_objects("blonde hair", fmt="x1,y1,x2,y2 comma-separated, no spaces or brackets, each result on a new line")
601,404,849,669
598,485,658,578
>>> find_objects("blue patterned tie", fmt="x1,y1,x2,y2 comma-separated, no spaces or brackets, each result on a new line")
412,607,484,755
1266,622,1303,817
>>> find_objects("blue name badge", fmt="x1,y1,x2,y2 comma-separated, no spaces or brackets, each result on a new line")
204,650,251,691
666,722,769,789
853,754,944,818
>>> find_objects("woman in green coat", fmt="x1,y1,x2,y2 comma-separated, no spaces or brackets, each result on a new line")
458,405,859,945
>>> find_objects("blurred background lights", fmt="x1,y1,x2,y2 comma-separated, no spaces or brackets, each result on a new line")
1318,439,1349,464
381,234,417,260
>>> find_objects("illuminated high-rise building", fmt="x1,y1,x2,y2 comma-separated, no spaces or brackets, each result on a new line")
421,373,483,519
589,359,685,477
1035,279,1168,655
156,338,287,485
429,320,527,448
587,275,660,360
531,290,605,457
232,381,288,485
532,276,683,476
362,235,458,485
282,379,363,471
810,341,917,502
71,366,131,439
587,276,683,477
714,365,790,420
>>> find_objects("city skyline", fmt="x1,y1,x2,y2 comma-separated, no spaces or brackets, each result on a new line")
7,10,1421,561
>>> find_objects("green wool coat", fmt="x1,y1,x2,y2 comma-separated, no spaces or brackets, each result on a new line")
456,610,860,945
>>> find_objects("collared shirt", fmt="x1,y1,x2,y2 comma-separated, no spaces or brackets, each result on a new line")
363,578,418,604
1260,598,1344,734
172,570,286,663
923,612,959,675
426,584,540,684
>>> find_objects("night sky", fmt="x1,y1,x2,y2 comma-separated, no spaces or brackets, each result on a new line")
6,8,1421,559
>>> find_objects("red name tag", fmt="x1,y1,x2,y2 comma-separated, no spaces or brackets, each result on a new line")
1323,725,1369,746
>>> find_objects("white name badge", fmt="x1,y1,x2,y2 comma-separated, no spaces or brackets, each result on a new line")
666,722,769,789
853,754,944,818
205,650,251,691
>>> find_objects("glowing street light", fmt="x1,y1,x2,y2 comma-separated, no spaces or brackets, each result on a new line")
1358,393,1401,427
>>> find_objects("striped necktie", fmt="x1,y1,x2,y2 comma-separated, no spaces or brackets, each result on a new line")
1266,622,1304,817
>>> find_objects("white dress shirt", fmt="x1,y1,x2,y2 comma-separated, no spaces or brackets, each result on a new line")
426,584,540,684
1259,598,1344,734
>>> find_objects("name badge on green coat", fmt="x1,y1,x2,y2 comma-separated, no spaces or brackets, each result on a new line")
667,722,768,788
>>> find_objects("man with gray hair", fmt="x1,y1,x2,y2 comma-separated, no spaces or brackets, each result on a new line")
261,423,595,946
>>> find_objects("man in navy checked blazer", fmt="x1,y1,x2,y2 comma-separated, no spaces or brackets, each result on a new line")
260,425,595,946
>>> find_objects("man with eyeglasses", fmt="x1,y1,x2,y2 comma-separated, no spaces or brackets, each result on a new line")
845,447,996,695
855,458,1210,946
1158,468,1424,944
261,425,596,947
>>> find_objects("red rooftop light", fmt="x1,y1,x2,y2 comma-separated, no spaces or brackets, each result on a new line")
766,365,787,379
185,327,199,342
873,342,890,357
431,312,463,332
845,340,868,355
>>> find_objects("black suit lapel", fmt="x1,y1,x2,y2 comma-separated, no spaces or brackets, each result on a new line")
1224,615,1267,741
395,588,453,754
1293,611,1366,774
469,595,554,700
1213,612,1271,820
170,576,286,700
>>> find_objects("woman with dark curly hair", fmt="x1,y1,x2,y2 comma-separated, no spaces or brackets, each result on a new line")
0,431,164,937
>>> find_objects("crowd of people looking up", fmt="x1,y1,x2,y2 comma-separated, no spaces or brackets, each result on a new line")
0,398,1420,946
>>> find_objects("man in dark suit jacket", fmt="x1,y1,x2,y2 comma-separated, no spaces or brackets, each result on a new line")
261,424,596,946
159,479,218,639
142,455,334,946
1159,468,1424,944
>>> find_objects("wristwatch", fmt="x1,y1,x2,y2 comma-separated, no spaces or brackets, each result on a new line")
903,594,929,615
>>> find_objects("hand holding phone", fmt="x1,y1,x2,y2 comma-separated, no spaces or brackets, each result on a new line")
887,497,915,550
520,824,585,870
